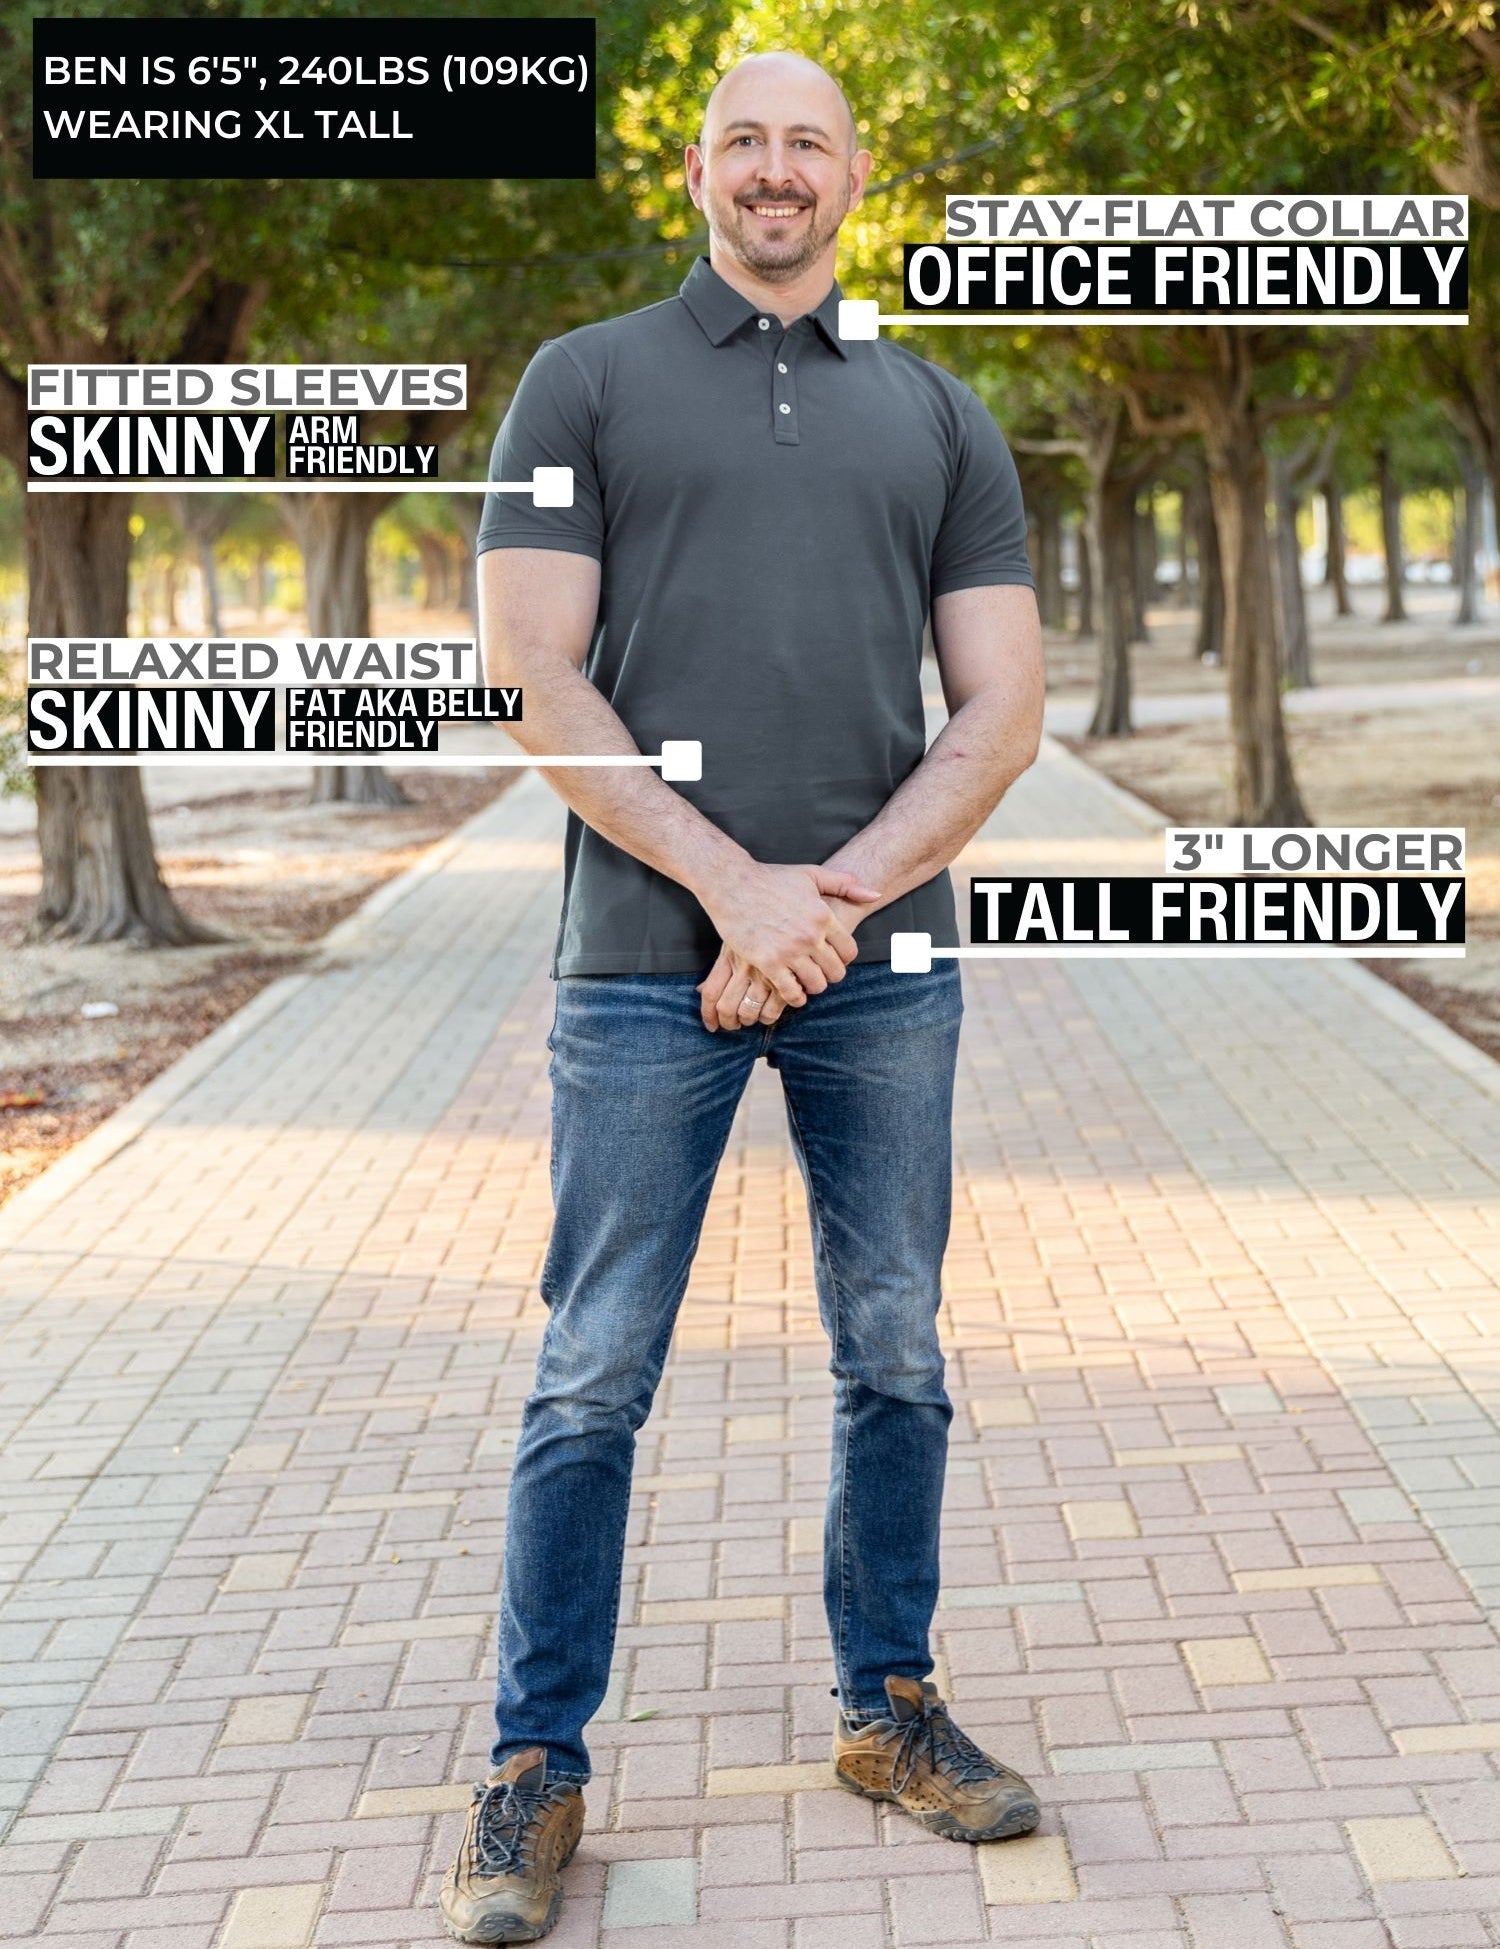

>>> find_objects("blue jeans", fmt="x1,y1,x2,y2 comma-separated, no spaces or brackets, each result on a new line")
492,960,963,1781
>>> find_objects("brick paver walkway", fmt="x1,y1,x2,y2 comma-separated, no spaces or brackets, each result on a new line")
3,742,1499,1949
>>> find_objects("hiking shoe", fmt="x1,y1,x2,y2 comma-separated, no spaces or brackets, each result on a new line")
833,1676,1041,1842
439,1747,584,1944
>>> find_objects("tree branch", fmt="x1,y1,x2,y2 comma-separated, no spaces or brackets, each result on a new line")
1118,386,1201,441
1260,336,1362,426
1010,436,1088,458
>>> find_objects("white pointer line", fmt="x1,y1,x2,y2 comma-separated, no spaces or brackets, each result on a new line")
26,480,539,495
29,753,658,767
26,745,704,779
872,313,1469,328
937,944,1464,960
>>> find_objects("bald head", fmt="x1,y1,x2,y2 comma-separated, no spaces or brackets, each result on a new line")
700,52,858,157
686,51,870,293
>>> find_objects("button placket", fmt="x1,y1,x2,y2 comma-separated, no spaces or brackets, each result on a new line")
772,331,800,445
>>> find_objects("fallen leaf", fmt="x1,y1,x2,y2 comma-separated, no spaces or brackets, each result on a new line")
0,1091,44,1109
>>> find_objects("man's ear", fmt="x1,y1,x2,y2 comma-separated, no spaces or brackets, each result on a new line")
685,143,706,211
846,147,874,214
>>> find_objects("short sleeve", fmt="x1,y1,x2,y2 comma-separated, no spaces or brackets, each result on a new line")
475,340,605,560
929,392,1034,597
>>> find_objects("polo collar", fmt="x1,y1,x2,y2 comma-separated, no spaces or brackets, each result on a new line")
678,256,850,359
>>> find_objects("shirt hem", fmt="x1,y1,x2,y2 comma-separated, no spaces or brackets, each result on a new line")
476,532,603,560
930,568,1036,597
552,945,899,978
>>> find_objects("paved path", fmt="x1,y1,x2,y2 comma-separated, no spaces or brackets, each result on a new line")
2,742,1499,1949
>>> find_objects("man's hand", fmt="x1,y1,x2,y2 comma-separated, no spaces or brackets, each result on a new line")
697,884,876,1036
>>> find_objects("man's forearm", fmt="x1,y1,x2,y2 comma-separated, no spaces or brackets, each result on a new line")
508,653,750,903
483,548,749,904
821,687,1042,911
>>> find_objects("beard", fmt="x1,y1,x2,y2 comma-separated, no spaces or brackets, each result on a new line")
703,182,848,280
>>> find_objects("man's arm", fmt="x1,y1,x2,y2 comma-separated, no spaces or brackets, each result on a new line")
697,581,1044,1028
480,547,878,1004
821,581,1044,898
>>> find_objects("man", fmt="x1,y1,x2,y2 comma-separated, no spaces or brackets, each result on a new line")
442,51,1045,1945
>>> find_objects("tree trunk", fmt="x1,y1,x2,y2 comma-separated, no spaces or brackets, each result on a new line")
163,557,179,629
27,493,216,946
284,492,410,807
1034,491,1065,629
1085,469,1135,738
1375,443,1407,622
198,537,223,634
1072,511,1091,637
1129,495,1153,643
1203,414,1310,824
416,532,451,611
451,495,482,639
1455,447,1484,625
1272,458,1312,689
1324,475,1352,616
1190,473,1224,662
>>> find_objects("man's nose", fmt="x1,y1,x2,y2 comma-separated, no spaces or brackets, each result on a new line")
756,145,799,187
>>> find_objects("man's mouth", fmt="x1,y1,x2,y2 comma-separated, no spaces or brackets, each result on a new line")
742,201,810,220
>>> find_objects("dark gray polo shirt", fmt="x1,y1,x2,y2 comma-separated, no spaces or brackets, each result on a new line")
478,256,1033,977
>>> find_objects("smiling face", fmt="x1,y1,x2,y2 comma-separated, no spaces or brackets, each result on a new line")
686,55,870,287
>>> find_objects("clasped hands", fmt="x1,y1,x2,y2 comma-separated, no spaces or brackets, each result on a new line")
696,862,882,1033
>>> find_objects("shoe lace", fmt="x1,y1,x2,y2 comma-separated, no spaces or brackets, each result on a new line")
886,1697,1001,1794
468,1778,560,1878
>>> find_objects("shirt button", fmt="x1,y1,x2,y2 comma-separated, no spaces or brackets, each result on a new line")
778,403,791,415
777,362,788,373
758,317,771,331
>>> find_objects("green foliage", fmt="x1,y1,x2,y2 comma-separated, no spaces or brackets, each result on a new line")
2,0,1492,594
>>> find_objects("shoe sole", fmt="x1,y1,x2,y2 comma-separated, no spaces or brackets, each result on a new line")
836,1772,1041,1842
440,1898,557,1946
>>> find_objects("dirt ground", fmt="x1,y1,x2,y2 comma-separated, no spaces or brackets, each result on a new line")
1045,581,1500,697
0,768,511,1207
1058,597,1500,1066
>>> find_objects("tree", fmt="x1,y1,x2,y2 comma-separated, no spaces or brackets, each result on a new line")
1454,433,1488,623
1211,7,1500,525
3,301,262,943
167,493,241,635
1373,438,1409,622
0,0,361,940
1269,425,1337,686
1185,457,1226,661
391,495,471,616
1016,398,1167,738
1323,466,1354,618
1114,331,1366,821
0,0,677,936
1230,1,1500,209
